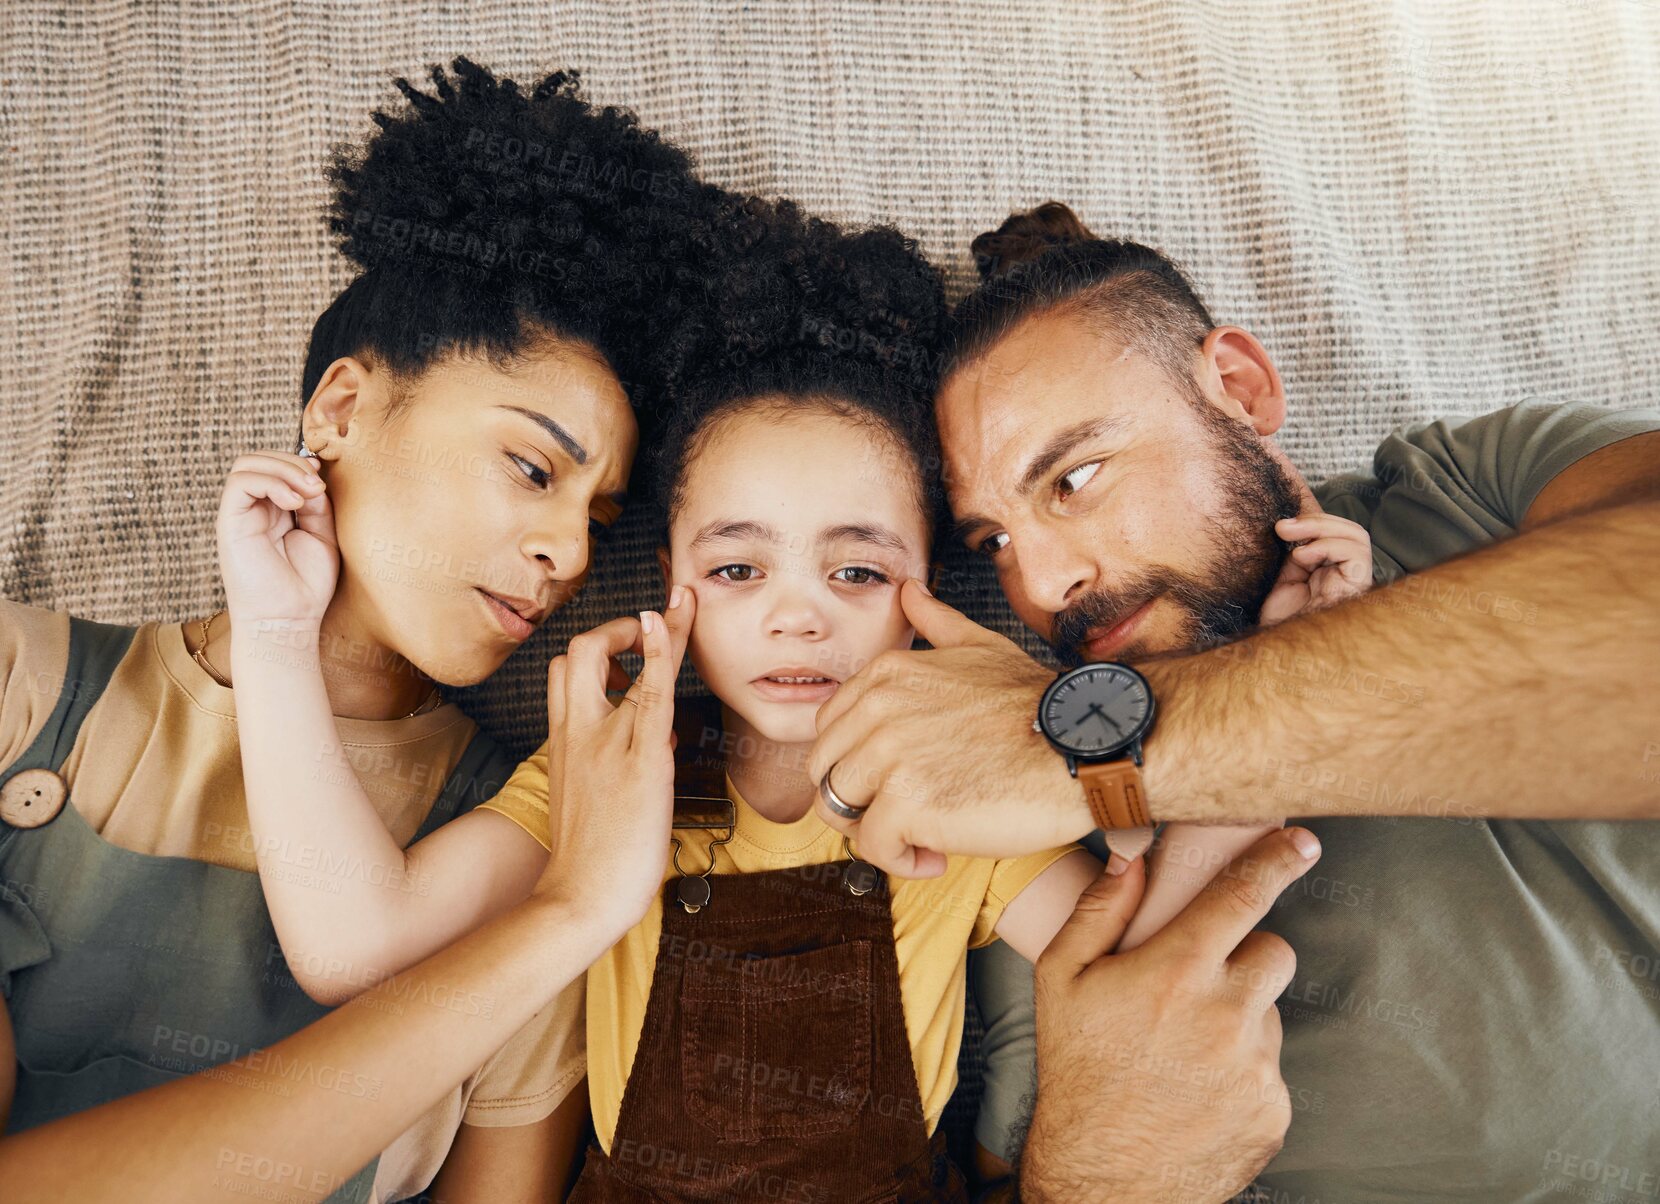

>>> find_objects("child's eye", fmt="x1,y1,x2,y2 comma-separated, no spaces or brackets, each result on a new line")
974,531,1010,558
507,452,549,489
1056,460,1102,501
832,566,890,586
710,564,757,583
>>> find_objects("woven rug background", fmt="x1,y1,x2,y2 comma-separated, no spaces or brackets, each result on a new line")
4,0,1658,753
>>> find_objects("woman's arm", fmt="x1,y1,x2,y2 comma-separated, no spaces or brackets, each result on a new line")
425,1083,590,1204
1,593,689,1203
0,890,609,1203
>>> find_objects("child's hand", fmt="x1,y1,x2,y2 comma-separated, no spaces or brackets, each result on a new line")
1258,511,1373,627
215,450,337,627
535,587,697,942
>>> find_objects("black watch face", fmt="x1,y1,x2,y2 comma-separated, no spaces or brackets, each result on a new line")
1039,663,1154,757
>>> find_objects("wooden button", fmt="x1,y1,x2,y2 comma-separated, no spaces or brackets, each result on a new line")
1,768,67,829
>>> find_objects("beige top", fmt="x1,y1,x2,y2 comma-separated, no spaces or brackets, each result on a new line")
0,599,586,1202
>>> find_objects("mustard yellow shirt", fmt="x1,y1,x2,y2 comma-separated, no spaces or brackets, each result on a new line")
482,741,1078,1153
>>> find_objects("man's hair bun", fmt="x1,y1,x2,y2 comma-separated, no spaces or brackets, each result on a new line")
970,201,1099,280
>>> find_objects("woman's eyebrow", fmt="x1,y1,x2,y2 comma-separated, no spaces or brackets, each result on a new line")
495,405,588,465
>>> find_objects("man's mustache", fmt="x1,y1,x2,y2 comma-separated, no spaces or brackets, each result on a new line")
1049,574,1170,663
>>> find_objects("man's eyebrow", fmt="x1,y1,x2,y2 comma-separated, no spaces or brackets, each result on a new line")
689,519,781,549
1017,415,1124,495
821,522,910,554
495,405,588,466
949,512,997,547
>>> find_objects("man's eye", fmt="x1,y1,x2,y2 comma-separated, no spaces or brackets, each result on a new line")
1056,460,1102,501
711,564,756,583
832,565,890,586
974,532,1010,558
588,517,612,544
508,453,549,488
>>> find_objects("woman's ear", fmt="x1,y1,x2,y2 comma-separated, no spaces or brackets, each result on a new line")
1199,327,1286,436
656,547,674,603
300,357,372,460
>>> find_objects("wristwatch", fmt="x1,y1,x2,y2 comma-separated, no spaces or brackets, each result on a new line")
1033,662,1156,830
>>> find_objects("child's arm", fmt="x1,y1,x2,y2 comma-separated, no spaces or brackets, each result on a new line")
991,850,1104,961
217,450,693,1006
1110,508,1374,950
216,451,549,1004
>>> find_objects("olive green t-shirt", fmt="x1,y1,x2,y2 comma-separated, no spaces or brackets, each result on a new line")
1255,399,1660,1202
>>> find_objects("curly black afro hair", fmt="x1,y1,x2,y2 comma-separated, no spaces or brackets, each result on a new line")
647,195,949,541
300,56,720,445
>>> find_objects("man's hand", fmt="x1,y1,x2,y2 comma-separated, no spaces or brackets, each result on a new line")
1022,827,1321,1204
808,579,1093,877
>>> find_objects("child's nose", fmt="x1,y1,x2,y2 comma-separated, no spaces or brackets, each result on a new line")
765,591,827,639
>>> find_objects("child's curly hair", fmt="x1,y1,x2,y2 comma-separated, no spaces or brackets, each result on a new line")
301,56,720,444
648,195,949,540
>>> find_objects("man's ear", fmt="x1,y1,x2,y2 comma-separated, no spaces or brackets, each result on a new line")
300,357,373,460
1199,326,1285,436
656,547,674,603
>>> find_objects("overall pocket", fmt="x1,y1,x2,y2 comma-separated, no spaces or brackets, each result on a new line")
681,938,874,1143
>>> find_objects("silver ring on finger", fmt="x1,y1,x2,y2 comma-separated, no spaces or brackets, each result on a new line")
818,762,867,821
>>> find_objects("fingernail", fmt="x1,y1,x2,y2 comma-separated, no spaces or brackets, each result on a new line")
640,610,657,635
1289,828,1321,859
914,577,932,597
1105,852,1132,876
669,585,685,610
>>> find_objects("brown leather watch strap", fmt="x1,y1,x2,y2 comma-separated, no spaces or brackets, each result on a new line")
1076,759,1151,830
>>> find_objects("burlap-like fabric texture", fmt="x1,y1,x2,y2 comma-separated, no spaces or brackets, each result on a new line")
3,1,1657,755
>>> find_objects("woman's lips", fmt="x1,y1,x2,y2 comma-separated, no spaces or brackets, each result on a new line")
1080,598,1155,662
477,588,534,642
749,674,839,704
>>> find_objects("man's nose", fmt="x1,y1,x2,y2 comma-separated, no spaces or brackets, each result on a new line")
1015,526,1097,616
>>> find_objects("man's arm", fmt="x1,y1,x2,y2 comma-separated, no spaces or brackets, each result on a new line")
809,475,1657,868
1019,828,1322,1203
1143,490,1659,823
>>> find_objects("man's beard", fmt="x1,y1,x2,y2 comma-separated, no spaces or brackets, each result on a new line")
1050,396,1303,666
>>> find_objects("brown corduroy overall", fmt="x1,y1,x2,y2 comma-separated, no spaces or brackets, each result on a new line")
567,701,967,1203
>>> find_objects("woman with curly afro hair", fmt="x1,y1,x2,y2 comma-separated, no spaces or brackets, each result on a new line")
0,57,725,1202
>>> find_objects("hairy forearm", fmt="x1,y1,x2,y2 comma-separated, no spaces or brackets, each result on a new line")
230,621,425,996
1140,499,1660,821
0,893,610,1203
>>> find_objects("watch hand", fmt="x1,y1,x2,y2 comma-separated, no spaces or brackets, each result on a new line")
1085,703,1126,739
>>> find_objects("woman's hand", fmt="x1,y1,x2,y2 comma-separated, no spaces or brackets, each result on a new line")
533,587,696,944
214,450,338,626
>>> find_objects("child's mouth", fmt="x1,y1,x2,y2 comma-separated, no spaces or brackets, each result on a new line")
750,672,839,703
